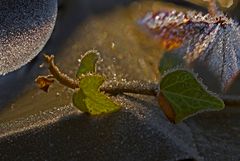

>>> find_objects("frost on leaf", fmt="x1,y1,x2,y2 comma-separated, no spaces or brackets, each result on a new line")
73,75,120,115
76,50,100,77
158,70,224,123
140,10,240,91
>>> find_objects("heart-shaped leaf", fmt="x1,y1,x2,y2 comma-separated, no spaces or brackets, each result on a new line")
159,52,185,75
73,75,120,115
158,70,224,123
76,50,100,77
140,10,240,91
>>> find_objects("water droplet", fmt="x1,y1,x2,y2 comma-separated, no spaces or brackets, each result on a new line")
111,42,116,50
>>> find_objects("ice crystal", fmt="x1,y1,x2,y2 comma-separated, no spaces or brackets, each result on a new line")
141,10,240,91
0,0,57,75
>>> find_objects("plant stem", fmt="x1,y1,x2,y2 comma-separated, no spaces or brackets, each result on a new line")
42,55,240,106
44,55,79,89
220,95,240,106
43,55,158,96
206,0,218,16
101,80,159,96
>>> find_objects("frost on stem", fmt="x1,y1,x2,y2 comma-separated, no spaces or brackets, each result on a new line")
101,80,159,96
35,55,78,92
43,55,79,89
36,55,159,96
35,55,240,107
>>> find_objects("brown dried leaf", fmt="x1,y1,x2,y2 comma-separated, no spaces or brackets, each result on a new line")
35,76,54,92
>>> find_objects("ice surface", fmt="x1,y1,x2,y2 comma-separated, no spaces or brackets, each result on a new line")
0,0,57,75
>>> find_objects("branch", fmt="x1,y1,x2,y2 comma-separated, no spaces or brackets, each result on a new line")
39,55,240,106
42,55,158,96
204,0,219,16
101,80,159,96
43,55,79,89
220,95,240,106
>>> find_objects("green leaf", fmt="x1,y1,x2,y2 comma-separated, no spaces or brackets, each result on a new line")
159,52,185,75
73,75,120,115
76,50,100,77
158,70,224,123
73,89,88,112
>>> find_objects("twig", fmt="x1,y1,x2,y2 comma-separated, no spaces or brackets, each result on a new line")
101,80,159,96
220,95,240,106
42,55,240,106
44,55,79,89
205,0,219,16
43,55,158,96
